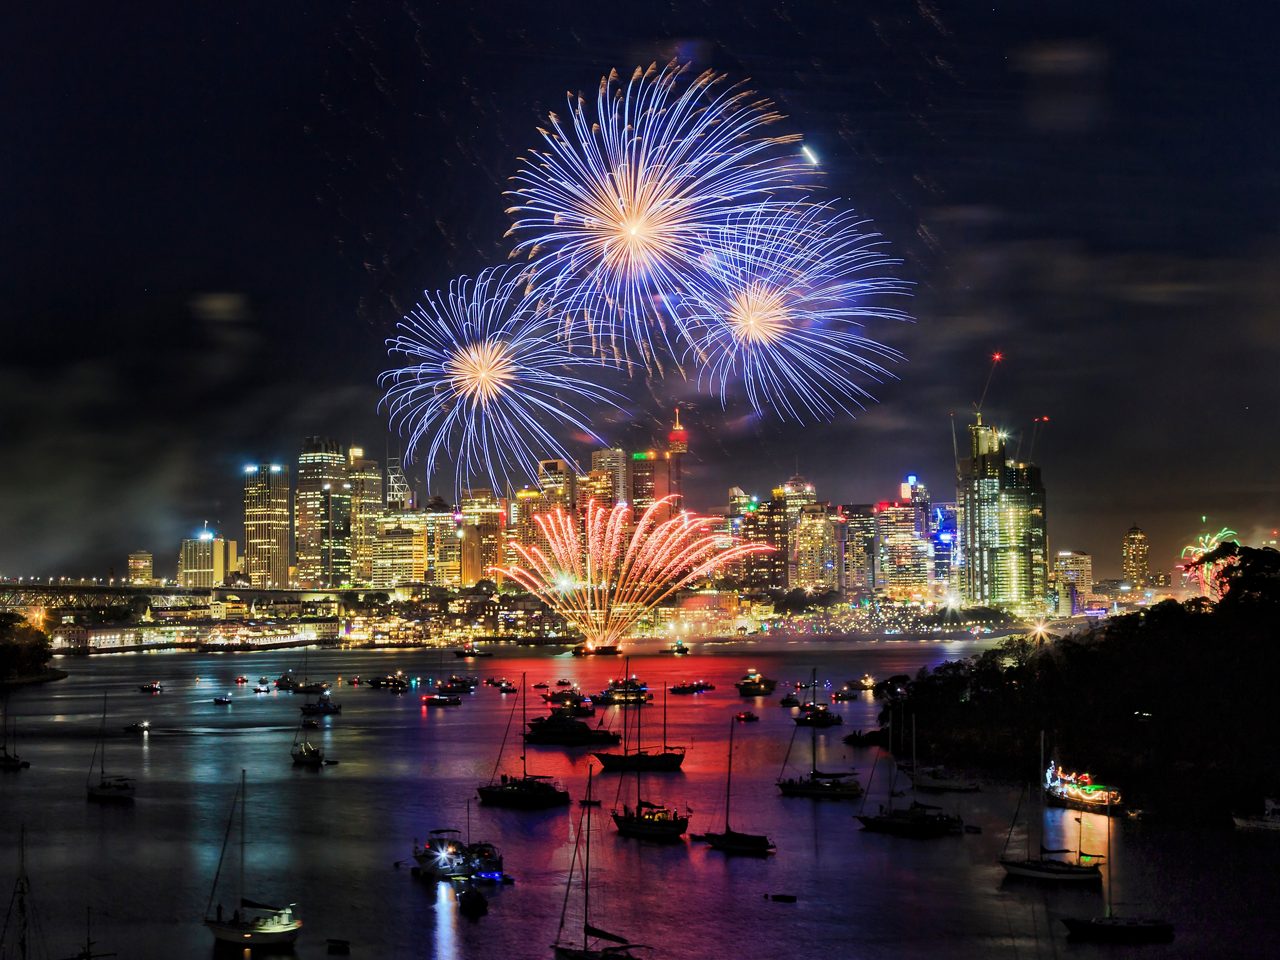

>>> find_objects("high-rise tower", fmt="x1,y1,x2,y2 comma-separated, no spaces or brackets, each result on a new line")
1122,525,1150,586
295,437,351,587
348,447,383,586
957,415,1048,614
243,463,290,588
667,408,688,505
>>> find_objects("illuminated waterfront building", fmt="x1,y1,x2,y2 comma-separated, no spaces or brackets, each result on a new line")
740,495,788,591
295,437,350,587
348,447,383,586
930,502,959,593
177,528,237,588
774,476,817,586
794,502,841,592
242,463,290,588
127,551,154,585
1122,524,1150,586
590,447,630,505
841,504,877,596
507,486,544,562
629,450,668,514
957,415,1048,614
577,469,617,513
537,459,576,511
371,511,428,588
424,497,462,589
876,500,932,600
1054,550,1094,615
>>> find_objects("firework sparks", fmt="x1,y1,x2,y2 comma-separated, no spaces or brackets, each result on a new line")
1180,526,1238,598
379,265,616,493
495,498,770,650
681,202,908,421
506,61,812,366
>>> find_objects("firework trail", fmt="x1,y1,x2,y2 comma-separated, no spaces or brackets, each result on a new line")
495,498,770,650
1180,526,1238,598
506,61,812,367
681,202,908,421
379,265,616,493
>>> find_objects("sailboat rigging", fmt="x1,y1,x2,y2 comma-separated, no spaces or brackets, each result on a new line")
204,770,302,946
553,766,650,959
477,672,570,809
0,696,29,771
694,718,775,856
777,669,861,800
86,692,133,804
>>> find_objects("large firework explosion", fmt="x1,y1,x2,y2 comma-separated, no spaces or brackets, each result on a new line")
494,498,770,650
379,265,615,493
506,61,813,367
681,201,908,421
1180,526,1238,598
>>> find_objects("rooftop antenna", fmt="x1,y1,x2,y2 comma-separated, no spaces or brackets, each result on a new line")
975,350,1003,416
1028,416,1050,463
949,412,960,479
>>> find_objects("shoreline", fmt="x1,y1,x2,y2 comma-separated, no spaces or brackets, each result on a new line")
0,666,69,688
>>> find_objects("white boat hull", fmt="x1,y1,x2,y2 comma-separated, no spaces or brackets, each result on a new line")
1233,815,1280,831
205,917,302,945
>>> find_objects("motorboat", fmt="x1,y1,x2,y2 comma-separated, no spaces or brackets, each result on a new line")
138,681,163,694
234,676,249,685
299,696,341,716
123,721,150,734
669,680,714,695
291,739,325,768
779,693,800,708
735,711,759,723
478,674,571,809
857,801,963,837
254,685,272,694
913,765,981,793
422,694,463,707
1044,761,1124,816
213,694,233,705
570,644,620,657
734,669,777,696
1233,798,1280,831
532,681,551,690
794,703,843,727
525,714,620,747
412,829,468,880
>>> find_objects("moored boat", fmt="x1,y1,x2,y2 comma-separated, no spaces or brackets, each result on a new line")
87,692,134,804
478,673,571,809
1044,761,1124,816
696,719,775,856
734,669,777,697
1233,799,1280,831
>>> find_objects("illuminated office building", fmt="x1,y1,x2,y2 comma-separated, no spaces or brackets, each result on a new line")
424,497,462,589
794,503,841,592
841,504,877,596
1122,525,1150,586
385,457,413,510
740,495,788,591
178,528,237,588
667,409,688,504
348,447,383,586
459,488,504,585
774,476,816,587
930,502,959,593
295,437,351,587
957,415,1048,614
590,448,630,505
372,510,428,588
629,451,668,514
537,459,576,511
127,551,154,586
876,500,932,600
242,463,290,588
1055,550,1094,615
578,469,616,513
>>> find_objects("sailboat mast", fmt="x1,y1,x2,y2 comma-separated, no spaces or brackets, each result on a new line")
809,669,817,777
239,769,246,911
662,684,668,753
725,719,735,832
1105,796,1113,918
100,692,107,778
583,766,593,952
520,672,528,781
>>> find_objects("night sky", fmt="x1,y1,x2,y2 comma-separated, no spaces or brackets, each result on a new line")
3,1,1277,580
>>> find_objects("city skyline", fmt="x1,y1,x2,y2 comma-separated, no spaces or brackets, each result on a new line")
2,5,1276,583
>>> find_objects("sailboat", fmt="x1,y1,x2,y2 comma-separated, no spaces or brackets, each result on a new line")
999,784,1101,882
1,696,30,771
291,716,325,768
553,767,649,960
777,671,862,800
594,663,684,772
204,770,302,946
55,908,117,960
477,672,570,809
855,719,962,837
694,719,775,856
610,712,689,842
86,693,134,804
1060,797,1174,943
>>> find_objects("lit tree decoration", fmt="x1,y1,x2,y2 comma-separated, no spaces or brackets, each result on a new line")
379,265,616,493
681,202,908,421
506,61,812,366
1179,526,1238,599
495,498,771,650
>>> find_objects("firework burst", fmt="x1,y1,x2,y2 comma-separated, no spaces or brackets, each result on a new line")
681,202,908,421
495,498,770,650
379,265,616,493
506,61,812,366
1180,526,1239,598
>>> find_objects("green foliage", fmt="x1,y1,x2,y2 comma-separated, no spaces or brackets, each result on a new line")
0,612,53,680
888,546,1280,815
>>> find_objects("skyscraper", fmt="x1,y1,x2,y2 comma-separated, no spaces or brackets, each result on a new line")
423,497,461,589
242,463,290,588
840,504,877,596
740,495,788,591
957,415,1048,614
459,488,504,585
178,528,237,588
629,450,669,514
295,437,351,587
127,551,153,585
537,459,576,512
1122,524,1150,586
385,457,413,510
667,408,688,504
875,500,933,600
371,511,428,588
794,502,840,591
774,476,817,587
590,447,629,505
1055,550,1094,615
348,447,383,586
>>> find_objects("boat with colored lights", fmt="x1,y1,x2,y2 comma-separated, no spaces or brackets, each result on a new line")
735,669,777,696
1044,762,1124,816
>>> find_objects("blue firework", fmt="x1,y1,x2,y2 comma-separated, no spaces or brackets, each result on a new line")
506,61,813,367
379,265,617,493
682,202,909,422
